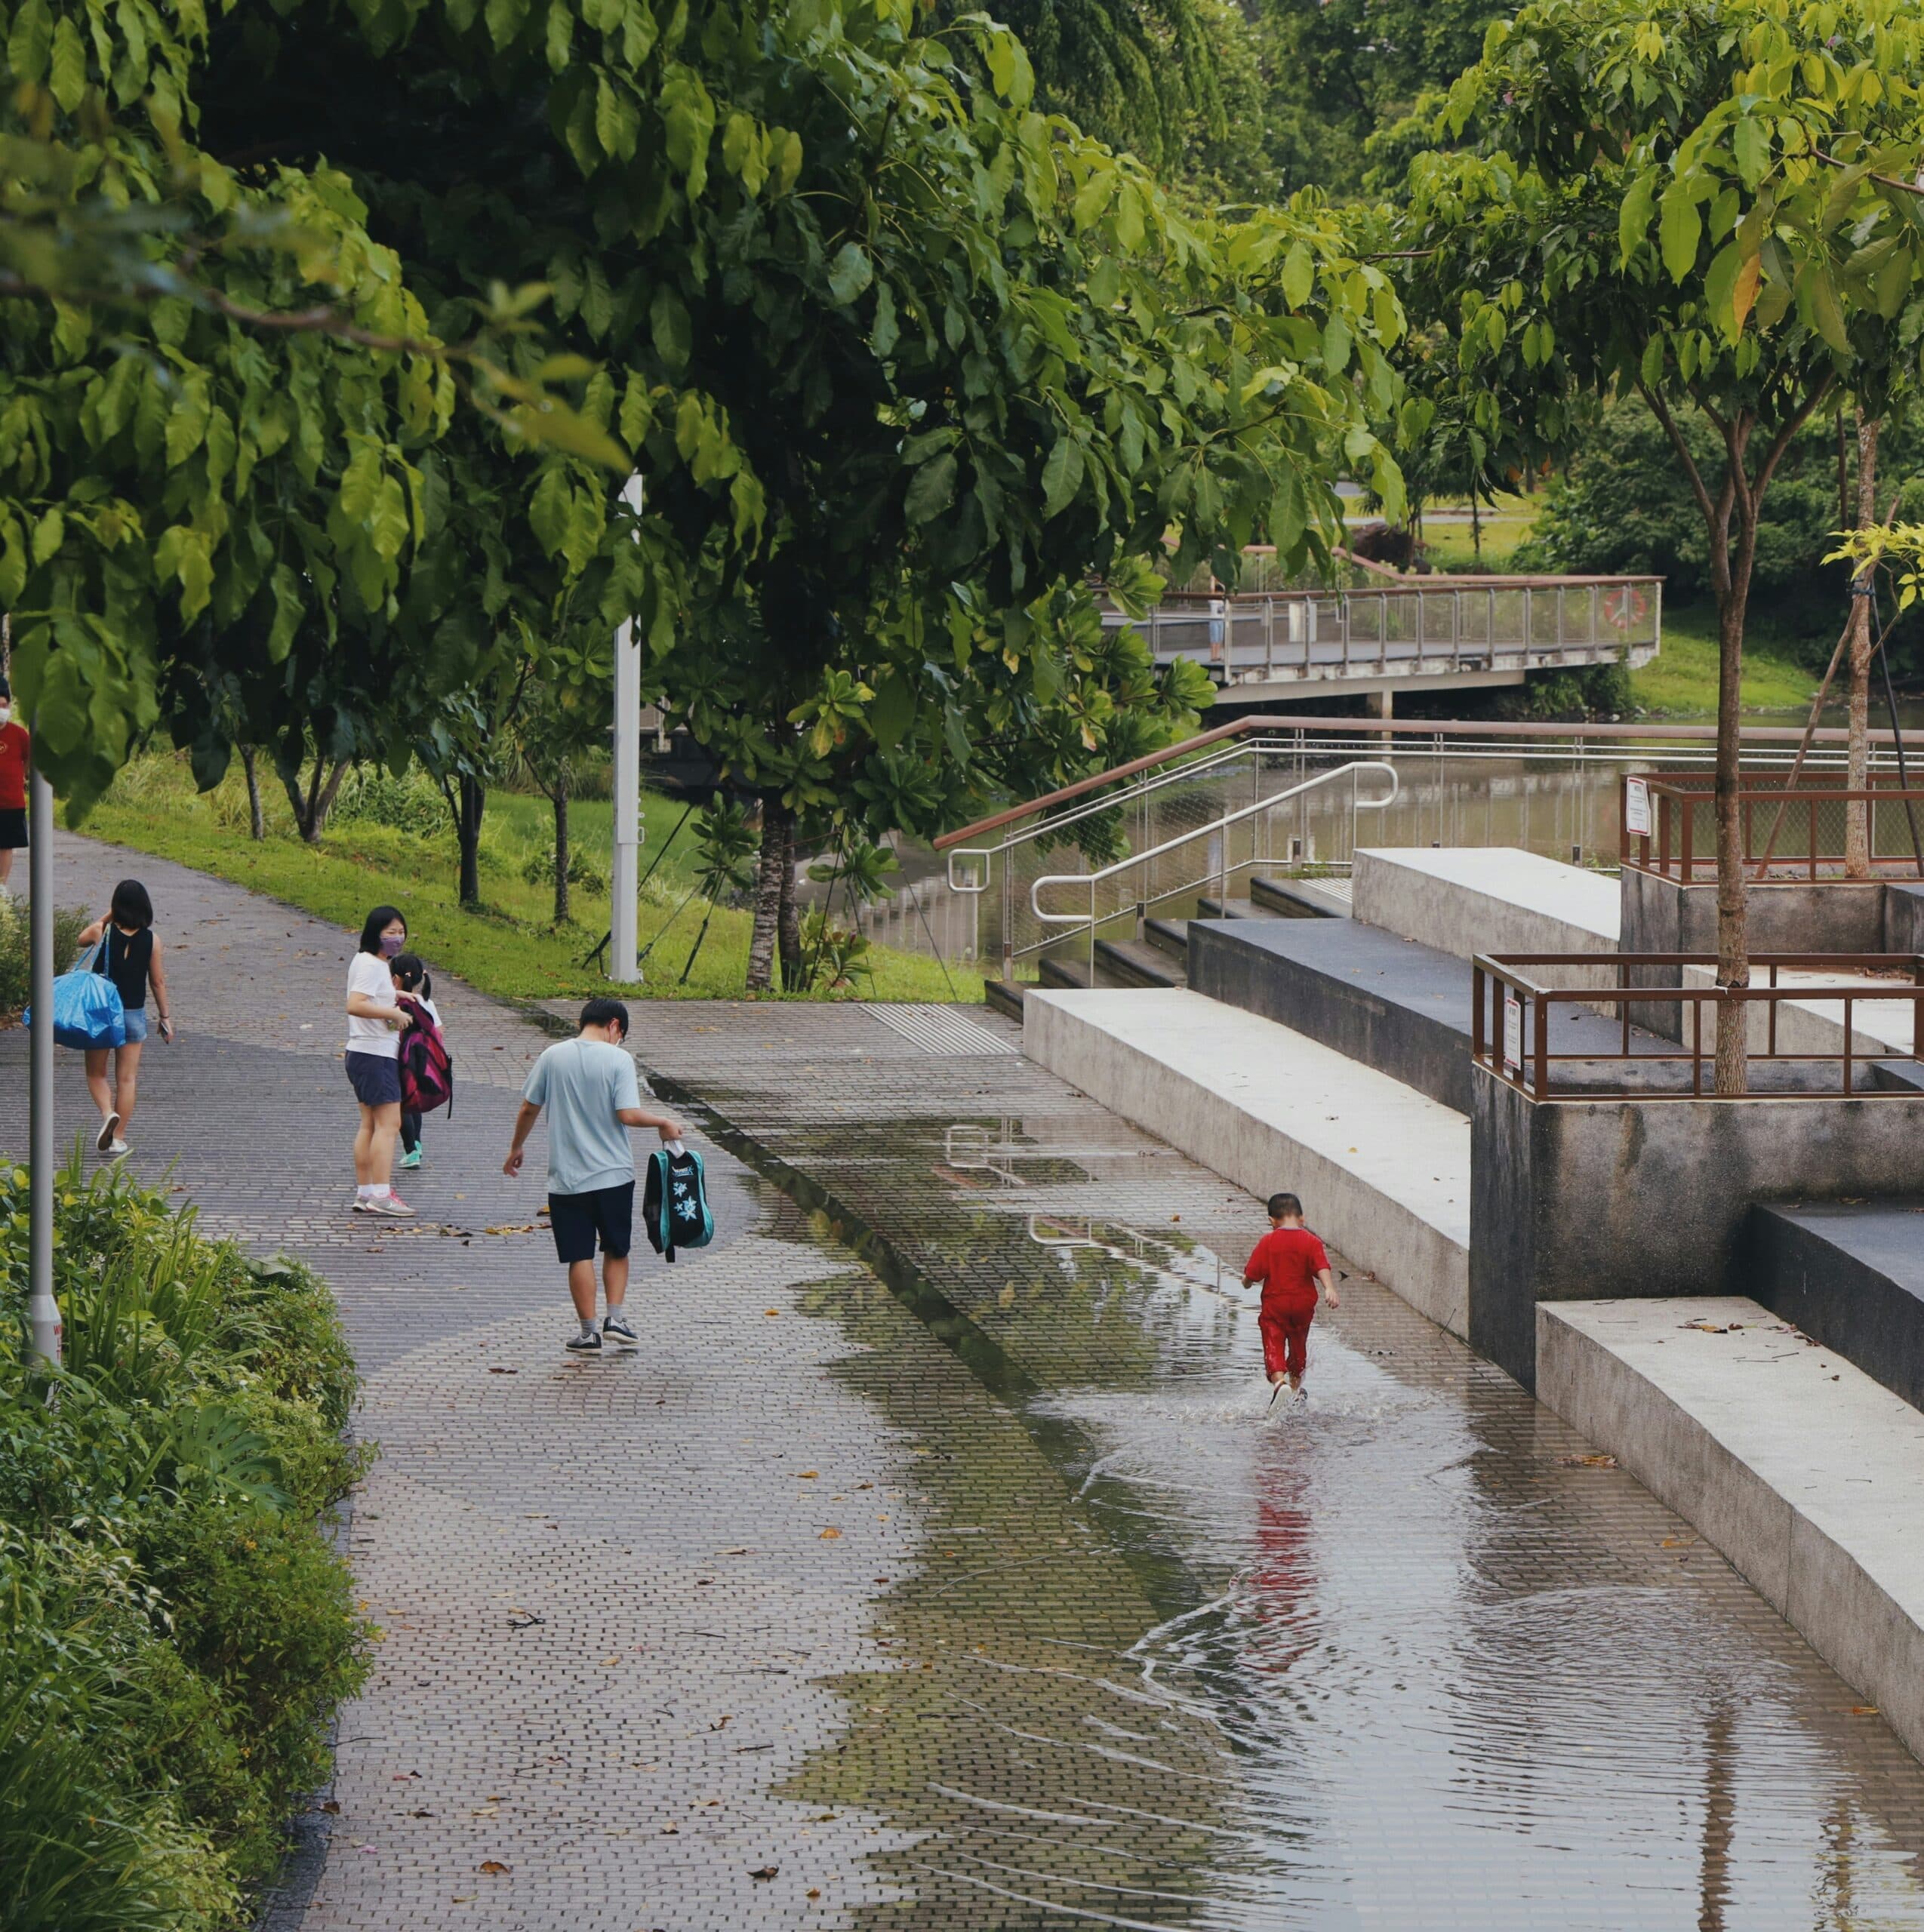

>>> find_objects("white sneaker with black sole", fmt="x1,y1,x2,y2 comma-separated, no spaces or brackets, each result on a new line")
97,1112,120,1154
566,1330,603,1353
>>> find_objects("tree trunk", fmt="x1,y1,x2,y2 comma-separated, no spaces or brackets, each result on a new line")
454,774,485,907
1713,543,1754,1097
747,795,787,992
241,746,265,841
777,816,803,991
1845,414,1881,879
552,775,571,926
280,758,349,843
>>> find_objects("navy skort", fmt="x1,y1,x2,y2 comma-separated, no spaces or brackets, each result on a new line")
548,1182,634,1265
346,1051,402,1107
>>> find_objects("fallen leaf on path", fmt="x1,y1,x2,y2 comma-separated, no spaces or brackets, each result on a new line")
479,1860,512,1875
796,1471,818,1478
819,1527,842,1540
483,1223,540,1236
764,1309,780,1317
488,1367,519,1375
750,1866,779,1881
1556,1454,1618,1469
1851,1706,1880,1716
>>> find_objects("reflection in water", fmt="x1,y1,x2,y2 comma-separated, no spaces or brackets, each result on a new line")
753,1106,1924,1928
1016,1220,1924,1928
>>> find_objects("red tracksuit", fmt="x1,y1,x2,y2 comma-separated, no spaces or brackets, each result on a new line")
1247,1226,1331,1380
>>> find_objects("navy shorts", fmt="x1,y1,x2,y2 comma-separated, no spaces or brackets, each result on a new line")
346,1051,402,1107
548,1183,634,1265
0,809,24,849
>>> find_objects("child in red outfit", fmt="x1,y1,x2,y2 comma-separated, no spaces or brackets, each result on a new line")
1244,1192,1339,1404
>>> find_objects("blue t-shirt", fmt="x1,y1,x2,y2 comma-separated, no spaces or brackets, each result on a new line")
522,1037,644,1195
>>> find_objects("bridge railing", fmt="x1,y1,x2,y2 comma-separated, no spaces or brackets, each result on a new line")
1113,575,1662,684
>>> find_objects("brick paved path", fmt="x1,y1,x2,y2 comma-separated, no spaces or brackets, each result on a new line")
7,832,1924,1930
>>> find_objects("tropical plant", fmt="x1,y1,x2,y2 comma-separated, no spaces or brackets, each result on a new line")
1407,0,1924,1089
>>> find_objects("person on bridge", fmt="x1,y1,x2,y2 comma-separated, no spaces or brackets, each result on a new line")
1244,1192,1338,1407
503,997,684,1354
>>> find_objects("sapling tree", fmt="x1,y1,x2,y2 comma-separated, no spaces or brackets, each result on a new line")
1409,0,1924,1090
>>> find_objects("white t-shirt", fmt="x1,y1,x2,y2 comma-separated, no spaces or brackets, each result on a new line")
346,951,399,1057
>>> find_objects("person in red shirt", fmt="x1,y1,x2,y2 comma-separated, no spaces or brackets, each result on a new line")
1244,1191,1339,1407
0,678,28,891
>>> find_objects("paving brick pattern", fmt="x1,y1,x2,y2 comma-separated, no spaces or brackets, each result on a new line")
6,830,1924,1930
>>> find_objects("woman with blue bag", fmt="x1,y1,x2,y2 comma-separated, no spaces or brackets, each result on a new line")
78,879,174,1158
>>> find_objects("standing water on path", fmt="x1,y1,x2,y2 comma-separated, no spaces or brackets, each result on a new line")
685,1062,1924,1932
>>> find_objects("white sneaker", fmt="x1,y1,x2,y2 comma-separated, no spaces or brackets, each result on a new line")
105,1139,129,1159
361,1192,416,1218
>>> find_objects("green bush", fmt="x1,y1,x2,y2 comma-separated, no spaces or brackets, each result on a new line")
329,764,449,839
0,897,90,1020
0,1159,370,1927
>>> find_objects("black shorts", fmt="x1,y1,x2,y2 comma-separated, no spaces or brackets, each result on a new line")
548,1182,634,1265
0,809,24,849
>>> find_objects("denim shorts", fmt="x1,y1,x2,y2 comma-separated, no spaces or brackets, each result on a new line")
121,1008,148,1044
346,1050,402,1107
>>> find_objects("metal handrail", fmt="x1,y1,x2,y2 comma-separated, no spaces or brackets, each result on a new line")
1470,949,1924,1100
946,735,1298,894
1029,760,1398,976
1620,770,1924,883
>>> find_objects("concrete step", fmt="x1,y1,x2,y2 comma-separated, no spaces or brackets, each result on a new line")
1038,955,1093,990
1250,872,1350,919
1194,894,1262,920
1093,937,1184,990
1023,987,1470,1338
983,978,1027,1023
1143,916,1191,962
1746,1198,1924,1413
1354,846,1618,956
1540,1295,1924,1769
1184,915,1722,1112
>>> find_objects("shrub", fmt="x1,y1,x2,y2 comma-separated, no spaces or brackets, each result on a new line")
520,847,608,894
0,1159,370,1926
330,765,449,839
0,896,90,1020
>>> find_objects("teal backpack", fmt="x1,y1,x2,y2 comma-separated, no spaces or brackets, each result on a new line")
642,1140,714,1263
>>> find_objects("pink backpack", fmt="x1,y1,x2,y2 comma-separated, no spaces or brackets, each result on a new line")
397,996,454,1115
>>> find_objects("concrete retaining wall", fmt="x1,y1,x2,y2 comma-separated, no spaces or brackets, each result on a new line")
1540,1297,1924,1770
1469,1064,1924,1387
1888,882,1924,952
1024,988,1470,1337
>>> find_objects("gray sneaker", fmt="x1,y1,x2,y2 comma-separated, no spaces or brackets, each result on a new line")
361,1193,416,1218
566,1330,603,1353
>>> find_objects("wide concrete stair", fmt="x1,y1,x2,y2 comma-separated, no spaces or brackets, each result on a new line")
1744,1198,1924,1412
1024,987,1470,1338
1542,1296,1924,1767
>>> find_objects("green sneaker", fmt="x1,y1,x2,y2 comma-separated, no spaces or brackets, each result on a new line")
396,1148,422,1171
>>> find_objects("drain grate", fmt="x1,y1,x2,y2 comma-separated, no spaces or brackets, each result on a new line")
860,1004,1021,1056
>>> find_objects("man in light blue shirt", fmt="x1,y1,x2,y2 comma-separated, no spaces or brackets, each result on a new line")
504,998,684,1353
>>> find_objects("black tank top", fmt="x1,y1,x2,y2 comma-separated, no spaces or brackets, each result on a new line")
96,927,153,1010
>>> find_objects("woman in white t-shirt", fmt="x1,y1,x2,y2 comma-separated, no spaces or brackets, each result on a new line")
345,904,415,1217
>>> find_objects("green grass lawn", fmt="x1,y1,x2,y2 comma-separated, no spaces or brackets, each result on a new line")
1628,605,1824,717
85,755,980,1005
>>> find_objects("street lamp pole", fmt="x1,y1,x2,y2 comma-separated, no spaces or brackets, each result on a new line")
27,746,58,1367
608,474,644,983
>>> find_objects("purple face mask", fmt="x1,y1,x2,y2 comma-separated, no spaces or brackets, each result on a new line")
380,932,405,958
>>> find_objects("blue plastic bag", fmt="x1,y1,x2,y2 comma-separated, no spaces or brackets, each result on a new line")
24,942,126,1050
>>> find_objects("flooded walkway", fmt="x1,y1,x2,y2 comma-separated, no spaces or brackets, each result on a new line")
7,822,1924,1928
635,1001,1924,1930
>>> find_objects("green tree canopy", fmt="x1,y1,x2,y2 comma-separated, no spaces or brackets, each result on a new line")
1404,0,1924,1087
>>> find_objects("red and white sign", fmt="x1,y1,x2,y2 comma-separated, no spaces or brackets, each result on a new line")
1503,991,1523,1074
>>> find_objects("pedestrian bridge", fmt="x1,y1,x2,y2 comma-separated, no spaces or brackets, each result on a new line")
1107,572,1661,708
